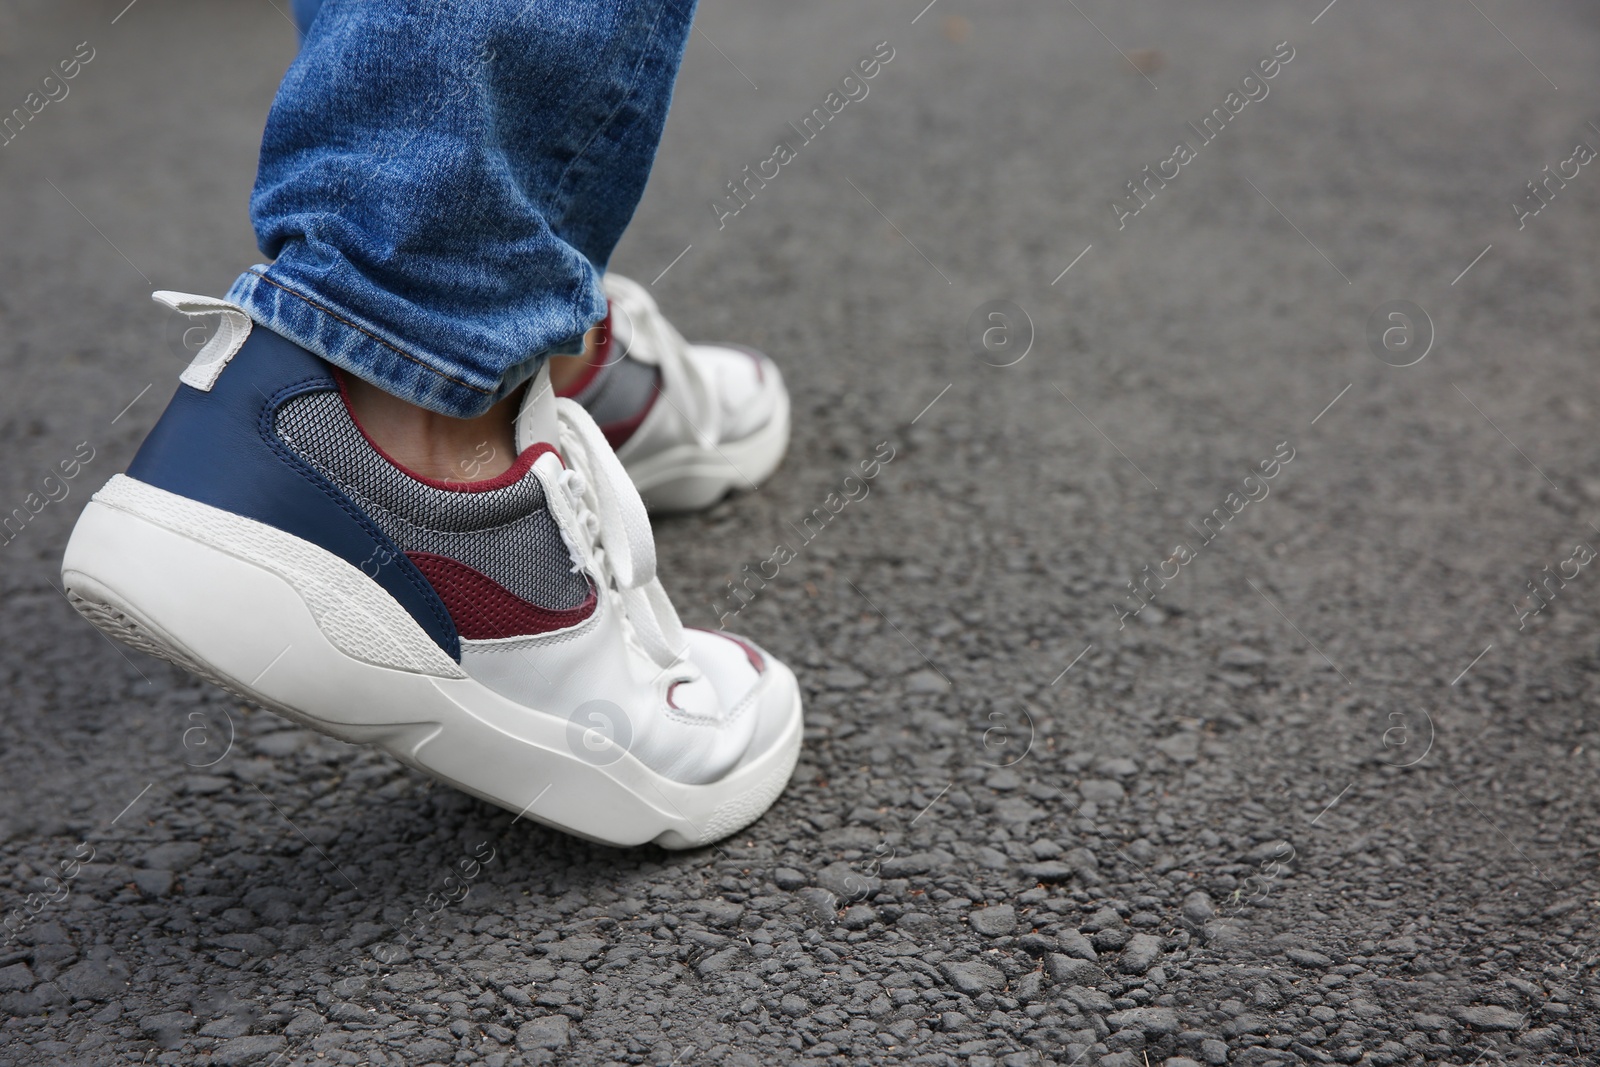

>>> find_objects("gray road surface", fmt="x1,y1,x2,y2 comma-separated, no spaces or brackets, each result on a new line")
2,1,1599,1064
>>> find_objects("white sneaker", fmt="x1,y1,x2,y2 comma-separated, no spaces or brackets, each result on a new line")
61,293,802,848
588,274,791,513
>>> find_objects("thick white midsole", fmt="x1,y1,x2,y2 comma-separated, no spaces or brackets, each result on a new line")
61,475,801,848
624,388,791,513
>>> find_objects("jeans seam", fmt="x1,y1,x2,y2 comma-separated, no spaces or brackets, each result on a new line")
549,0,680,223
246,268,492,396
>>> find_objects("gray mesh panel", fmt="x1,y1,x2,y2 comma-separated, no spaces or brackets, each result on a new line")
275,389,590,611
576,352,660,428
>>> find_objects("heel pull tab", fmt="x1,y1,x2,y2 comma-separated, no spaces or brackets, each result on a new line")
152,291,253,392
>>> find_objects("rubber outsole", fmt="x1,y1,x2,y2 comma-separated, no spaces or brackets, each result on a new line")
62,476,801,849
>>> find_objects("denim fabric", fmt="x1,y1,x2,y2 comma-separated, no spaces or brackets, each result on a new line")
289,0,320,36
229,0,697,418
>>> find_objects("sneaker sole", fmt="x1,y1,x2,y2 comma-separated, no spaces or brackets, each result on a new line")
62,474,801,849
623,386,791,513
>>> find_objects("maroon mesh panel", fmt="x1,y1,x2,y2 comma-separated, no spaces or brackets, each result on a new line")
407,552,595,640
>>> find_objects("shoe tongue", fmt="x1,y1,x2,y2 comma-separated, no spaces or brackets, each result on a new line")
514,362,558,452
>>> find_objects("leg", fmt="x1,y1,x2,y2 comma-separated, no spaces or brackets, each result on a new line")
260,0,791,503
230,0,698,419
64,0,805,848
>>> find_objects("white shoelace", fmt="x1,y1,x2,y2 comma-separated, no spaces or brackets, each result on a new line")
554,396,690,672
604,274,721,449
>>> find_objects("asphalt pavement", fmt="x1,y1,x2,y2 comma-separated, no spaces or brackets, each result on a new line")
2,1,1599,1064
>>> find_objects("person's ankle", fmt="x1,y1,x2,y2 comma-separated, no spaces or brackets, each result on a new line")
342,374,519,482
548,324,605,393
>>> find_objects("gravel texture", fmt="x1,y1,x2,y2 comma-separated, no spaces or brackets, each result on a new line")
2,0,1599,1064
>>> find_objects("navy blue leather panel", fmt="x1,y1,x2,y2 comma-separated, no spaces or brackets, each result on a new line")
127,328,461,661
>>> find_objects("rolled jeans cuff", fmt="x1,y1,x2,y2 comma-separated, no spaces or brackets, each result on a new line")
227,264,588,419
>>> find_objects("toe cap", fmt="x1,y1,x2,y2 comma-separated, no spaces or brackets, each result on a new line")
688,344,783,442
685,627,800,773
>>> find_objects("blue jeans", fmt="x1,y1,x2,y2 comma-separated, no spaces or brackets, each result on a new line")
228,0,697,418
